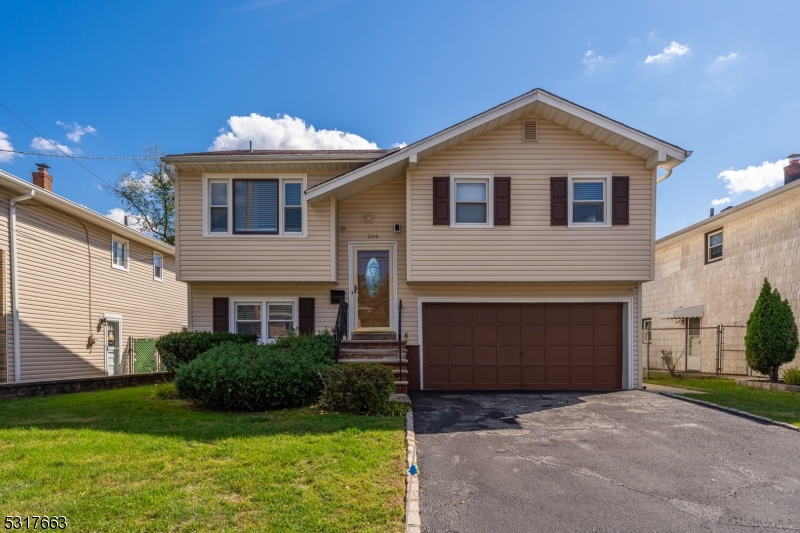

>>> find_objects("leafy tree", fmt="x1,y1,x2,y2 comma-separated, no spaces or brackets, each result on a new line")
106,145,174,245
745,278,799,381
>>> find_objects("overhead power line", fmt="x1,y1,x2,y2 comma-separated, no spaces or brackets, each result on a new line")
0,148,142,160
0,101,115,187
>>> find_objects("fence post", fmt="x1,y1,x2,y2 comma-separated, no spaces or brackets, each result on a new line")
646,333,650,380
716,325,722,375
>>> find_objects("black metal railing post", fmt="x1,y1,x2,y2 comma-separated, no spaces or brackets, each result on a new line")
397,300,403,381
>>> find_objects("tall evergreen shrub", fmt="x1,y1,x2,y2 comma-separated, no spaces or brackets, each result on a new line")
745,279,799,381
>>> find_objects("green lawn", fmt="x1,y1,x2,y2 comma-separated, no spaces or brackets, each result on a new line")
0,385,406,532
645,376,800,427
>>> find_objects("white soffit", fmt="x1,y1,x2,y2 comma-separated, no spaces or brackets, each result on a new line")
305,88,691,204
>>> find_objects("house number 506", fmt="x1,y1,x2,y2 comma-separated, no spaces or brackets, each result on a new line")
368,234,380,239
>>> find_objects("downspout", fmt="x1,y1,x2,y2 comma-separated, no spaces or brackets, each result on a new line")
9,189,35,382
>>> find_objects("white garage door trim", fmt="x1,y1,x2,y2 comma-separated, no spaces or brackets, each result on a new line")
416,297,635,391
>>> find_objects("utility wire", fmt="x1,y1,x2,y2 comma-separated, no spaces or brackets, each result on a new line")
0,101,115,187
0,148,142,160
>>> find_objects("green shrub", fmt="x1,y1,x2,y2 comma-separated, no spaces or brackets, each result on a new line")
156,331,257,371
151,382,178,400
745,279,799,382
174,333,334,410
782,367,800,386
318,363,396,415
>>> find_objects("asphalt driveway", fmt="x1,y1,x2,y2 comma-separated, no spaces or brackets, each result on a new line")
409,390,800,533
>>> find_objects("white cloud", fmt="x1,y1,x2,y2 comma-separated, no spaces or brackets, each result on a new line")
0,131,15,162
391,142,407,149
56,121,97,143
105,208,145,230
210,114,379,151
715,52,738,63
582,48,614,73
645,41,690,64
718,158,788,195
31,136,76,156
711,197,731,206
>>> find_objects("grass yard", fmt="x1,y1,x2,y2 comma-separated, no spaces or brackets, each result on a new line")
645,376,800,427
0,385,406,532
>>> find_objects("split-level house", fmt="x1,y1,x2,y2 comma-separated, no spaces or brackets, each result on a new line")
0,165,187,383
643,156,800,375
164,89,690,392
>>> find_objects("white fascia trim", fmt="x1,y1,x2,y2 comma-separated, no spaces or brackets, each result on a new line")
416,296,636,391
305,89,690,203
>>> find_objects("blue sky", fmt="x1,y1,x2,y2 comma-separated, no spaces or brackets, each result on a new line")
1,0,798,237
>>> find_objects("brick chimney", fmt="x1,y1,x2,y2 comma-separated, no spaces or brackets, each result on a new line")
784,154,800,186
32,163,53,191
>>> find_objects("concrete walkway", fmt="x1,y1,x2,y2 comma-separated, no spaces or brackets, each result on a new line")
644,382,708,394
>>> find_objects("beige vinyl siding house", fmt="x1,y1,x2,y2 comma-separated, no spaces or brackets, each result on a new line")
643,172,800,375
0,167,187,383
166,89,690,392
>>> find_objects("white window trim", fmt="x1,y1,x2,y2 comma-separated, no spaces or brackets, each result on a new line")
229,298,299,343
153,252,164,282
707,229,723,263
202,174,308,238
567,172,612,228
111,235,129,271
449,173,494,228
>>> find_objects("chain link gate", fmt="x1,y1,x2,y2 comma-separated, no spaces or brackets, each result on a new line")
123,338,161,374
644,325,749,378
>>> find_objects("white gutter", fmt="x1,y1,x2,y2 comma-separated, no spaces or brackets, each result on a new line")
9,189,35,382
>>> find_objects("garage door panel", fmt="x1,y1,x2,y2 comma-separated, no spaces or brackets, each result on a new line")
450,345,473,364
570,325,594,344
423,302,622,390
474,325,497,344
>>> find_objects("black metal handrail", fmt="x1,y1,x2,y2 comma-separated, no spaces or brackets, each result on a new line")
397,300,403,379
333,299,348,363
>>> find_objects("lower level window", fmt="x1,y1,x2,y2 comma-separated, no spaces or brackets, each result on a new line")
234,300,296,342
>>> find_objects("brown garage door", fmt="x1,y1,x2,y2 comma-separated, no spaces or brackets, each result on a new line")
422,302,622,390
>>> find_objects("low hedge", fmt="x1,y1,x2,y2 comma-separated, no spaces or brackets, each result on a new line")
174,333,334,410
318,363,396,415
156,331,257,371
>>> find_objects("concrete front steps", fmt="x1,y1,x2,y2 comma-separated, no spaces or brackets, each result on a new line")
338,336,409,394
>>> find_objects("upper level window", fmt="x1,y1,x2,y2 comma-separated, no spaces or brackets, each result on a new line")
205,175,306,236
706,229,723,263
451,174,493,227
568,173,611,227
153,252,163,281
111,235,128,271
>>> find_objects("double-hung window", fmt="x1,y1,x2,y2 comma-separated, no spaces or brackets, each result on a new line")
233,299,297,342
568,173,611,227
706,229,723,263
153,252,163,281
206,175,305,236
111,235,129,271
451,174,493,227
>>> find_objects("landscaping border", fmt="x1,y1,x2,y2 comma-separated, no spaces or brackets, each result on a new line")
0,372,174,401
405,410,421,533
657,392,800,433
736,378,800,393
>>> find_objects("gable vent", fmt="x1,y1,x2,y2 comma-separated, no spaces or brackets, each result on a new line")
522,120,538,141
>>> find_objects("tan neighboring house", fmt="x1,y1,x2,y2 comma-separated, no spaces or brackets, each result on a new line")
164,88,690,391
0,165,187,383
643,156,800,375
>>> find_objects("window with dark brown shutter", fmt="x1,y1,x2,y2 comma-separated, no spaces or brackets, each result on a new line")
612,176,629,225
494,177,511,225
433,177,450,225
550,177,568,225
298,298,315,334
212,297,229,332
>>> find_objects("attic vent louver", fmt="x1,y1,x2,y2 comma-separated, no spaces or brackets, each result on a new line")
522,120,538,141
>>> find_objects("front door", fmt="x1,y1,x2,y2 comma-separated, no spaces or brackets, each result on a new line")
105,318,121,375
351,245,394,332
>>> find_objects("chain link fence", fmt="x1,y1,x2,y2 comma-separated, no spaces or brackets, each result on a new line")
643,325,750,378
121,338,162,374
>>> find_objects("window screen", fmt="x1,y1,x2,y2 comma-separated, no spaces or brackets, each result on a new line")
455,181,488,224
284,182,302,233
708,231,723,261
234,180,278,233
236,304,262,340
572,181,605,223
209,182,228,233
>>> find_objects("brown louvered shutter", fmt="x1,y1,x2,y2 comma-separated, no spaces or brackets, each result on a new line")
213,297,229,332
550,177,568,225
612,176,630,225
494,177,511,225
433,177,450,225
298,298,315,334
